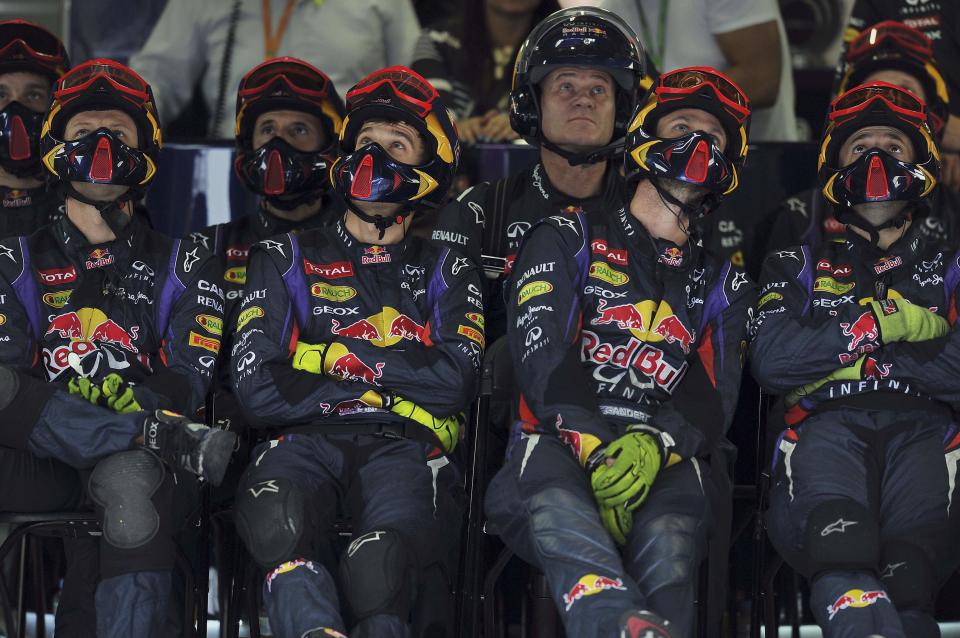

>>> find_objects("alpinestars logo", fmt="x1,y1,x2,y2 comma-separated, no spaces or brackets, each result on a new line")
820,518,857,536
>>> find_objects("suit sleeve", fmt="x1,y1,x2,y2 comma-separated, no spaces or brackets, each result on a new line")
654,266,756,459
325,248,482,416
749,246,883,393
430,183,489,268
866,248,960,404
231,240,385,427
506,218,615,458
0,239,41,370
138,245,222,415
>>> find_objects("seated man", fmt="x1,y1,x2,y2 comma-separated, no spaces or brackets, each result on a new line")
231,66,481,638
751,82,960,638
486,67,756,638
0,19,69,236
0,59,234,637
765,21,955,254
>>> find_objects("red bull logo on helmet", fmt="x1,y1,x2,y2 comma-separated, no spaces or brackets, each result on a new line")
826,589,890,620
562,574,626,612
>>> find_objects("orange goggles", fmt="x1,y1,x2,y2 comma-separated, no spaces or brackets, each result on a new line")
656,67,750,124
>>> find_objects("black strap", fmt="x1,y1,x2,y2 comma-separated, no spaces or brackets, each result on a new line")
480,172,523,277
211,0,242,137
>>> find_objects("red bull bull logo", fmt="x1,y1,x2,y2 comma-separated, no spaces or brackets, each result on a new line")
562,574,626,611
389,314,424,341
361,245,391,265
43,308,147,379
91,319,140,353
592,300,645,331
85,248,114,270
328,352,385,386
826,589,889,620
658,246,683,267
840,311,878,351
331,318,382,341
652,315,695,353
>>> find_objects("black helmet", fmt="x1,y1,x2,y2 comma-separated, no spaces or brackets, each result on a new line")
233,57,344,209
839,21,949,140
510,6,645,152
331,65,459,238
0,20,69,177
625,66,751,204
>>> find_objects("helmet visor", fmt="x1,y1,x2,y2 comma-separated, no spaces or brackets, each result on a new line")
657,67,750,124
0,21,65,68
831,82,926,127
240,58,332,100
346,66,437,119
847,21,932,63
56,60,150,105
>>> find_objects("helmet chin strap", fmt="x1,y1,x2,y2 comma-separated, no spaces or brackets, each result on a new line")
344,198,413,241
837,205,911,247
263,188,322,212
541,138,624,167
649,176,718,225
63,182,135,241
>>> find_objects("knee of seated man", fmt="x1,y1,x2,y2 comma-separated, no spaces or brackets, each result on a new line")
234,477,317,568
879,540,936,612
339,529,416,623
630,514,704,587
803,499,879,578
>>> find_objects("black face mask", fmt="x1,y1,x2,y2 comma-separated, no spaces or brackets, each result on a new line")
0,100,46,177
45,127,155,187
234,136,333,210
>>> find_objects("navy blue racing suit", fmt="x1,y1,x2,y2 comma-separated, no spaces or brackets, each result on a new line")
230,217,481,637
750,221,960,638
485,205,755,637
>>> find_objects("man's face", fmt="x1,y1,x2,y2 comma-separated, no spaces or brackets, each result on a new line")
839,125,915,166
64,109,139,202
863,69,926,103
539,66,616,151
0,71,51,113
655,108,728,152
355,119,426,165
252,109,326,152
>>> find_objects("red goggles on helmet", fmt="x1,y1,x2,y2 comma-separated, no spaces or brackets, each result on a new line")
830,81,927,127
56,59,151,107
0,20,66,69
656,67,750,124
345,66,438,119
846,21,933,63
239,57,333,101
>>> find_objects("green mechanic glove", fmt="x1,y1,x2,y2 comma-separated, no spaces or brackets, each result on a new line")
786,354,891,406
386,394,463,453
101,373,142,414
871,299,949,343
599,502,633,546
589,430,664,512
68,376,106,406
292,341,327,374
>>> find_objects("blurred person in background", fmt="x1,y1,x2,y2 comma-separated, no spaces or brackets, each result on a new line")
412,0,560,145
594,0,797,142
0,20,69,237
128,0,420,139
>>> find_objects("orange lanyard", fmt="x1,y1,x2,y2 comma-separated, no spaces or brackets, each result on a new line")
262,0,297,59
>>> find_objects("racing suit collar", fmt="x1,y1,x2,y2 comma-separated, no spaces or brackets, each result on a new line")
845,216,928,270
611,204,696,272
0,183,45,208
57,209,141,266
332,216,413,262
532,161,621,208
256,198,330,236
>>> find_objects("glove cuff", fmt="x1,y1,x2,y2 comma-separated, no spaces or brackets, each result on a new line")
625,424,669,466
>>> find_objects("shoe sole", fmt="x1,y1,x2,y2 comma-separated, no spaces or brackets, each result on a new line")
88,449,164,549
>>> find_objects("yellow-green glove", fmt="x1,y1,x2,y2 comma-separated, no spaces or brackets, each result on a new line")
871,299,949,343
590,431,663,512
786,355,892,406
599,502,633,546
387,394,462,453
68,376,105,406
101,373,142,414
292,341,327,374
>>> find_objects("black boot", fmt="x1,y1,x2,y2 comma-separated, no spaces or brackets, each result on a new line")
141,410,236,486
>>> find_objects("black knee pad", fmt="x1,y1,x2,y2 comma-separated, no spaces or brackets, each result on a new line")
879,540,936,612
338,529,415,623
803,500,879,577
0,365,18,409
235,477,310,568
88,449,165,549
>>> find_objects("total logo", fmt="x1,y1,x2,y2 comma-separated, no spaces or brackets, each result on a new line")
38,265,77,285
562,574,626,612
361,245,391,265
43,307,146,378
304,259,354,279
328,306,426,347
591,299,695,353
590,239,628,265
